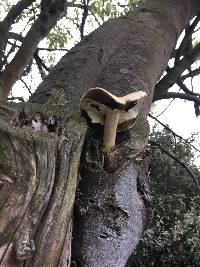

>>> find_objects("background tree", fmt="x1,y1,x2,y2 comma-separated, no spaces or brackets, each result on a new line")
128,128,200,267
0,0,200,266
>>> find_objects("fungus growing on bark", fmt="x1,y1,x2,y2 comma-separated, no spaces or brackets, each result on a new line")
80,87,147,149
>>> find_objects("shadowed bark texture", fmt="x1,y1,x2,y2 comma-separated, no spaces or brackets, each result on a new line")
30,0,199,266
0,0,199,266
0,103,86,267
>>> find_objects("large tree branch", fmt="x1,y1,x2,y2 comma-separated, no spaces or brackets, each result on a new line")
154,6,200,100
0,0,36,69
174,9,200,64
154,42,200,100
0,0,68,99
2,0,36,28
34,50,50,72
0,0,199,266
155,91,200,104
176,80,200,97
8,38,69,52
154,75,200,116
7,96,25,102
80,0,89,39
8,32,24,42
180,67,200,80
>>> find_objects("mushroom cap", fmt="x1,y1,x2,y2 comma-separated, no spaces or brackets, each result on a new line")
80,87,146,132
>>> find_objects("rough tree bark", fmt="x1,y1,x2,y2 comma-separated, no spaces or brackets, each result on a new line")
0,0,199,266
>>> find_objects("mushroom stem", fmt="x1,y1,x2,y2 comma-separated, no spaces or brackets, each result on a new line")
103,109,120,149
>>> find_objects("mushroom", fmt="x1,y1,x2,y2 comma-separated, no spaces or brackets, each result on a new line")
80,87,147,149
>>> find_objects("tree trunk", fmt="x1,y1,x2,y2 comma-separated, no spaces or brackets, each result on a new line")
0,103,86,267
0,0,199,266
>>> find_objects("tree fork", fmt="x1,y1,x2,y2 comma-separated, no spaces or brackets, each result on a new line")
29,1,199,264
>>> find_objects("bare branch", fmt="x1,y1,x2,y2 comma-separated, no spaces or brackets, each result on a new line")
156,91,200,104
154,42,200,100
8,32,24,42
5,42,16,64
80,0,89,39
194,102,200,116
7,96,25,102
194,26,200,33
66,2,85,9
38,47,69,52
34,58,47,80
0,0,68,99
176,80,200,98
117,3,127,8
67,1,102,26
22,58,33,77
174,10,200,63
33,50,49,79
153,98,176,117
149,140,200,190
2,0,36,28
0,0,36,70
149,113,200,153
180,67,200,80
20,78,32,95
34,51,50,72
8,34,69,52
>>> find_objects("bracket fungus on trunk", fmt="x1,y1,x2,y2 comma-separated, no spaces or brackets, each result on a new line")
80,87,147,149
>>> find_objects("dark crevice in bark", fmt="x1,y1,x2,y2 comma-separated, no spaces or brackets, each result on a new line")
0,181,14,211
72,113,150,266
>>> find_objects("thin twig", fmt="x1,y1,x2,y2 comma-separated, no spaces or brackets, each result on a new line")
80,0,89,39
149,140,200,190
34,51,47,79
149,113,200,153
34,51,50,72
159,92,200,105
175,10,200,64
177,81,200,97
89,11,101,26
7,96,25,102
8,40,69,52
180,67,200,81
20,78,32,95
38,47,69,51
154,98,175,117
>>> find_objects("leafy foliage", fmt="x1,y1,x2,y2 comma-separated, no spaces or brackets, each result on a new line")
47,25,72,49
0,0,12,14
127,128,200,267
149,127,199,195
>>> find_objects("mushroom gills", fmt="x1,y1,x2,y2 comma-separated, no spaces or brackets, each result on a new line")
80,88,147,149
